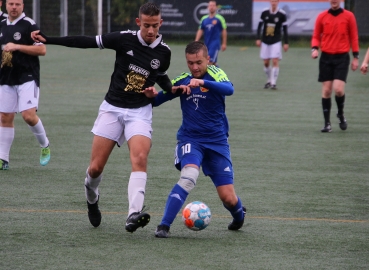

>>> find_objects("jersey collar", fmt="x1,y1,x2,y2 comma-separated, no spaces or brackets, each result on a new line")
7,12,26,25
269,8,279,15
137,30,162,48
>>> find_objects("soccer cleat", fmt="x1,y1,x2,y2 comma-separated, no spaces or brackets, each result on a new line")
271,84,277,90
155,224,170,238
125,208,151,233
87,198,102,227
337,114,347,130
0,159,9,170
228,206,247,231
40,146,51,166
321,122,332,133
264,82,271,89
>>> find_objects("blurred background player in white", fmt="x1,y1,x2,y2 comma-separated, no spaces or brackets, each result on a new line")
152,41,246,238
195,1,227,66
256,0,289,90
0,0,50,171
360,47,369,74
311,0,359,132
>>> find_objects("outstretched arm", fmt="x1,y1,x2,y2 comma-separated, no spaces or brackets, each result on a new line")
31,30,98,49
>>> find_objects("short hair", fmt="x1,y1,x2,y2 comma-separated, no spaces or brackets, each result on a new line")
185,41,208,57
139,2,161,17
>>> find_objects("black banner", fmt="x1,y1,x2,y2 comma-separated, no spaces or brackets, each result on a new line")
153,0,253,34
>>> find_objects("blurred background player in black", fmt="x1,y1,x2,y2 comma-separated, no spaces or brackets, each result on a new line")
256,0,289,90
0,0,50,171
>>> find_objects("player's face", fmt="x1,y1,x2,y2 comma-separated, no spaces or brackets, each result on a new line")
6,0,23,21
329,0,341,10
186,50,209,79
270,0,279,10
136,14,163,44
208,1,217,14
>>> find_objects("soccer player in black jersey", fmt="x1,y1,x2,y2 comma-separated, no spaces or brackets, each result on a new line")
32,2,172,232
256,0,289,90
0,0,50,171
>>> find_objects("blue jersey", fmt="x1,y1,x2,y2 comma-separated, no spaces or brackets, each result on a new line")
199,14,227,49
153,65,233,143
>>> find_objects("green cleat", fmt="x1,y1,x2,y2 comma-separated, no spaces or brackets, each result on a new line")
40,146,51,166
0,159,9,170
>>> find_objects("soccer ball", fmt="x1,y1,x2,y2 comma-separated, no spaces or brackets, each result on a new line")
182,201,211,231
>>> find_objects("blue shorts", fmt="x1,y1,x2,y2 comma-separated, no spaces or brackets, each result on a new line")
207,44,220,64
174,140,233,187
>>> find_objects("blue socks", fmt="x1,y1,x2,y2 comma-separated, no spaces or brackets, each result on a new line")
161,184,188,227
224,197,244,221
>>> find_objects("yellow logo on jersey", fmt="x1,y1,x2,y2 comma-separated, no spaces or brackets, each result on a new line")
1,51,13,68
125,71,146,93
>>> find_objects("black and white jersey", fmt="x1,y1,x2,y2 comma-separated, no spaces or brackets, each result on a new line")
0,11,8,26
257,8,288,45
0,13,41,86
97,30,171,109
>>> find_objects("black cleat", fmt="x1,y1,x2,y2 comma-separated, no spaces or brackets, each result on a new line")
87,198,101,227
321,122,332,133
264,82,271,89
271,84,277,90
337,114,347,130
155,224,170,238
228,206,247,231
125,209,150,233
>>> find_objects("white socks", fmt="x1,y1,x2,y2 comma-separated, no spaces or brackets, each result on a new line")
271,67,279,85
127,172,147,217
28,119,49,148
85,169,102,204
0,127,14,162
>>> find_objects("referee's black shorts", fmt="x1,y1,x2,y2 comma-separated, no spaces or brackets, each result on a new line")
318,52,350,83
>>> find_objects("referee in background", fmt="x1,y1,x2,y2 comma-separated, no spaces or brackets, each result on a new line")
311,0,359,133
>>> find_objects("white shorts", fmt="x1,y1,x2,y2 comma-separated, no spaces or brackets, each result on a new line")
260,41,282,60
91,100,153,146
0,81,40,113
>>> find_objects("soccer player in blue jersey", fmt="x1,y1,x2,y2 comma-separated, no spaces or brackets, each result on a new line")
195,1,227,66
151,41,246,238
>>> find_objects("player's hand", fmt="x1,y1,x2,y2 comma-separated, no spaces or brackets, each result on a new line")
31,30,46,43
283,44,289,52
187,79,204,88
172,85,191,95
351,58,359,71
311,49,318,59
3,42,20,52
360,63,368,74
221,44,227,51
142,86,158,98
256,40,261,47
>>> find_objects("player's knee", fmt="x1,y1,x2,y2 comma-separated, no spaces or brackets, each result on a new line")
220,193,238,207
177,166,199,193
89,164,104,178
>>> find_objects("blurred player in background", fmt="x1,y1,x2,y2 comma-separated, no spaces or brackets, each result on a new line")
0,1,7,23
311,0,359,132
256,0,289,90
152,41,246,238
195,1,227,66
0,0,50,170
360,47,369,74
32,2,171,233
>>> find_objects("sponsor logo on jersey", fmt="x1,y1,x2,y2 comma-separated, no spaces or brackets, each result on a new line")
150,59,160,69
13,32,21,40
200,87,209,92
128,64,150,78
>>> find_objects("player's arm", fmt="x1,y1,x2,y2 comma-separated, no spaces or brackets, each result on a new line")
202,80,234,96
2,42,46,56
156,74,172,94
221,29,227,51
311,14,323,59
256,21,263,46
360,47,369,74
349,13,359,71
31,30,98,48
282,22,289,52
195,29,203,41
